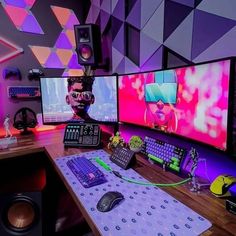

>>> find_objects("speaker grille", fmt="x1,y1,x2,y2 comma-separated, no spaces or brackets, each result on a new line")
78,44,93,60
3,196,39,233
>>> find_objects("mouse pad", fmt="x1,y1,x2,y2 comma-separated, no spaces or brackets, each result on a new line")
55,149,212,236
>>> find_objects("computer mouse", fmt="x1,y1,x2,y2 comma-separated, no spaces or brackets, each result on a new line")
97,191,124,212
210,175,236,197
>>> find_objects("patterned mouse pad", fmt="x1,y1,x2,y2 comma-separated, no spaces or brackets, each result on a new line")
55,149,212,236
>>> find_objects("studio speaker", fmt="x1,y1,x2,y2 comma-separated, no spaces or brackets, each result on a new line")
0,192,43,236
74,24,102,66
0,160,53,236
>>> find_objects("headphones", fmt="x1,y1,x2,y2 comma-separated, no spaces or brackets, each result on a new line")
13,107,38,130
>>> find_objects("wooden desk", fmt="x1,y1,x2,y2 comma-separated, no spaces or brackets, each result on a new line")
0,129,235,236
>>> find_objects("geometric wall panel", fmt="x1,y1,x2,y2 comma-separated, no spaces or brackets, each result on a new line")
86,4,101,23
111,16,123,40
140,46,163,71
197,0,236,21
140,0,163,29
164,47,192,68
193,25,236,63
112,24,125,54
164,12,194,61
1,0,44,34
140,31,161,66
100,9,110,33
0,36,24,63
191,9,235,59
88,0,236,73
30,6,83,75
164,0,193,41
100,0,111,14
142,1,165,45
124,57,140,73
126,0,141,29
112,0,125,21
112,46,124,72
170,0,195,8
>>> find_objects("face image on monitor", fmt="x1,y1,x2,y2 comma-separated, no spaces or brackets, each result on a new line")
145,70,177,104
119,59,231,150
40,75,118,124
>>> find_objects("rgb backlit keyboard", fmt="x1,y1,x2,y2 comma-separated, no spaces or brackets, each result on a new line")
7,86,40,98
141,136,187,172
67,156,107,188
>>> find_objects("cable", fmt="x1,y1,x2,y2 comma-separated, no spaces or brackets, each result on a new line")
112,170,191,187
93,157,192,187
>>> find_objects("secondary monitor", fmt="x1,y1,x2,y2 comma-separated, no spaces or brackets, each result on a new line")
40,75,118,124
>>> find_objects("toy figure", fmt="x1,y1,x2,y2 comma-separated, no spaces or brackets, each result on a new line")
3,114,12,137
108,132,125,150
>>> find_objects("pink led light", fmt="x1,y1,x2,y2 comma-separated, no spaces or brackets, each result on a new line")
0,37,24,63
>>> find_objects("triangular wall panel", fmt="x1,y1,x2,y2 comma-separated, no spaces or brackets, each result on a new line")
170,0,195,7
111,0,119,13
126,0,141,29
140,46,163,71
113,24,125,54
140,32,162,66
124,57,140,73
193,25,236,62
164,1,193,41
191,9,235,59
140,0,163,29
165,48,191,68
101,0,111,13
197,0,236,20
142,1,165,44
112,46,124,73
86,4,100,23
115,57,126,73
164,11,194,60
100,10,110,33
112,0,125,21
111,16,123,40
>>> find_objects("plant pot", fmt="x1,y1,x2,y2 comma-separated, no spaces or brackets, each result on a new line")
129,146,142,153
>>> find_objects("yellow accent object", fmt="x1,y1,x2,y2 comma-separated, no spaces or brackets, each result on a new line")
210,175,236,197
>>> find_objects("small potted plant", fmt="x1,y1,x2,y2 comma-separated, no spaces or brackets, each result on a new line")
128,135,143,152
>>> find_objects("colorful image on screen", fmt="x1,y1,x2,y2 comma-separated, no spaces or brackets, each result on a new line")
119,59,231,150
40,76,117,123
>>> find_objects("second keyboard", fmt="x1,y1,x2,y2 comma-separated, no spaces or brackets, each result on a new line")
67,156,107,188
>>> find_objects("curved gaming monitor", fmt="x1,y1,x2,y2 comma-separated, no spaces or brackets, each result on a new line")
40,75,118,124
118,58,233,151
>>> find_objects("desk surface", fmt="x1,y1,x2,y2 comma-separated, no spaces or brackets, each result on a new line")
0,129,236,236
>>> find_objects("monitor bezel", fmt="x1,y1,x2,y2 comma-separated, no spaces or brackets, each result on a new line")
118,57,235,153
39,74,119,126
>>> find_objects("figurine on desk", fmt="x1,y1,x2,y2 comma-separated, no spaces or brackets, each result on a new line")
108,132,125,150
3,114,12,138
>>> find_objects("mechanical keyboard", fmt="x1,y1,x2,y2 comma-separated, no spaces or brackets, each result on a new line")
141,136,187,172
7,86,41,98
66,156,107,188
